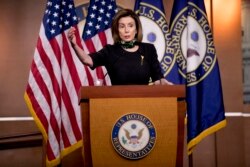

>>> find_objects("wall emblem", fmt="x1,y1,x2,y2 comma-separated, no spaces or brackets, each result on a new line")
136,3,168,61
171,2,217,86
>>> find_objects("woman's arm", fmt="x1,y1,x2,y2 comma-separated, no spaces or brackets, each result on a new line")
68,27,93,67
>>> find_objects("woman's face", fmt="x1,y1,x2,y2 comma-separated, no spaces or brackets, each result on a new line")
118,16,137,42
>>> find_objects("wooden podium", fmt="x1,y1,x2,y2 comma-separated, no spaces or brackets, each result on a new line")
79,85,186,167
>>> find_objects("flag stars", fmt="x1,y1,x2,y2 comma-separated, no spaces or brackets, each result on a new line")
108,5,113,10
92,5,97,10
101,1,106,5
43,1,79,39
64,20,69,26
86,30,91,35
66,12,71,17
51,20,57,26
54,4,60,10
68,4,73,9
53,12,58,17
95,24,100,29
97,16,102,21
82,0,117,40
50,29,55,34
73,16,77,21
99,8,104,13
88,21,93,26
90,13,95,18
47,1,52,6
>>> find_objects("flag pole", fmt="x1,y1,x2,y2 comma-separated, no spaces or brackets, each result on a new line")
210,0,219,166
189,153,193,167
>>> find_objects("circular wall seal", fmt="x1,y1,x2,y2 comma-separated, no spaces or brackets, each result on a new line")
111,113,156,160
170,2,217,86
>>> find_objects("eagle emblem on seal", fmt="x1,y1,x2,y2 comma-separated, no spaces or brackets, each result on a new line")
123,124,144,145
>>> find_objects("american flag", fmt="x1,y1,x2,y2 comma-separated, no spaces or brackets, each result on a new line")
24,0,85,166
81,0,117,85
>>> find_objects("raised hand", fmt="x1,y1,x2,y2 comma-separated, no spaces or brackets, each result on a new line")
67,27,77,46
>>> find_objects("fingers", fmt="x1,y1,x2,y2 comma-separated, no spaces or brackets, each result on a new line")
165,81,174,85
68,27,76,40
160,78,174,85
154,80,161,85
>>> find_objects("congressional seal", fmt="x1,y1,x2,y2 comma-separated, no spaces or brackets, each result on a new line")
170,2,217,86
111,113,156,160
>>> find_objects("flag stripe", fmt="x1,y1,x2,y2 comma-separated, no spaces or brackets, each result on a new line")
84,66,95,85
49,37,62,68
61,33,82,93
38,35,79,149
84,39,96,53
37,37,62,109
47,141,56,161
28,60,60,159
31,48,61,145
61,81,82,140
95,32,108,83
60,120,71,148
74,26,95,86
26,84,49,134
98,31,108,47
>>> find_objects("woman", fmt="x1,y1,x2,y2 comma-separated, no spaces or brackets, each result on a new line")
68,9,172,85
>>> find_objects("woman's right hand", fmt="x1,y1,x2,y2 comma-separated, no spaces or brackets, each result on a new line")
68,27,77,46
67,27,93,67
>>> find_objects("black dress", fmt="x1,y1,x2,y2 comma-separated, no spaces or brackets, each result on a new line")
89,42,163,85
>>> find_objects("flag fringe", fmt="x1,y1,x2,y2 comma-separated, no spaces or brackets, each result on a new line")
187,119,227,155
24,92,83,167
24,92,48,140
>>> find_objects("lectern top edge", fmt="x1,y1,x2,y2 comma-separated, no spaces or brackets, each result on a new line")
78,85,185,103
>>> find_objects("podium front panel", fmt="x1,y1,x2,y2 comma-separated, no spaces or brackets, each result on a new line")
89,97,178,167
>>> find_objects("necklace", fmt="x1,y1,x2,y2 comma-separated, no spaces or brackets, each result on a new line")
119,40,137,49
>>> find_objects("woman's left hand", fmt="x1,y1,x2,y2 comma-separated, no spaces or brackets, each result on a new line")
154,78,174,85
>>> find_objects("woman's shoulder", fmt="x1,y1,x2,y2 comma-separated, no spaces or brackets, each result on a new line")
95,43,122,58
139,42,156,53
102,43,121,51
139,42,155,50
140,42,154,46
97,44,120,53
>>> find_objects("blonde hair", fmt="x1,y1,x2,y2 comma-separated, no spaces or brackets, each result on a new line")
111,9,143,43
